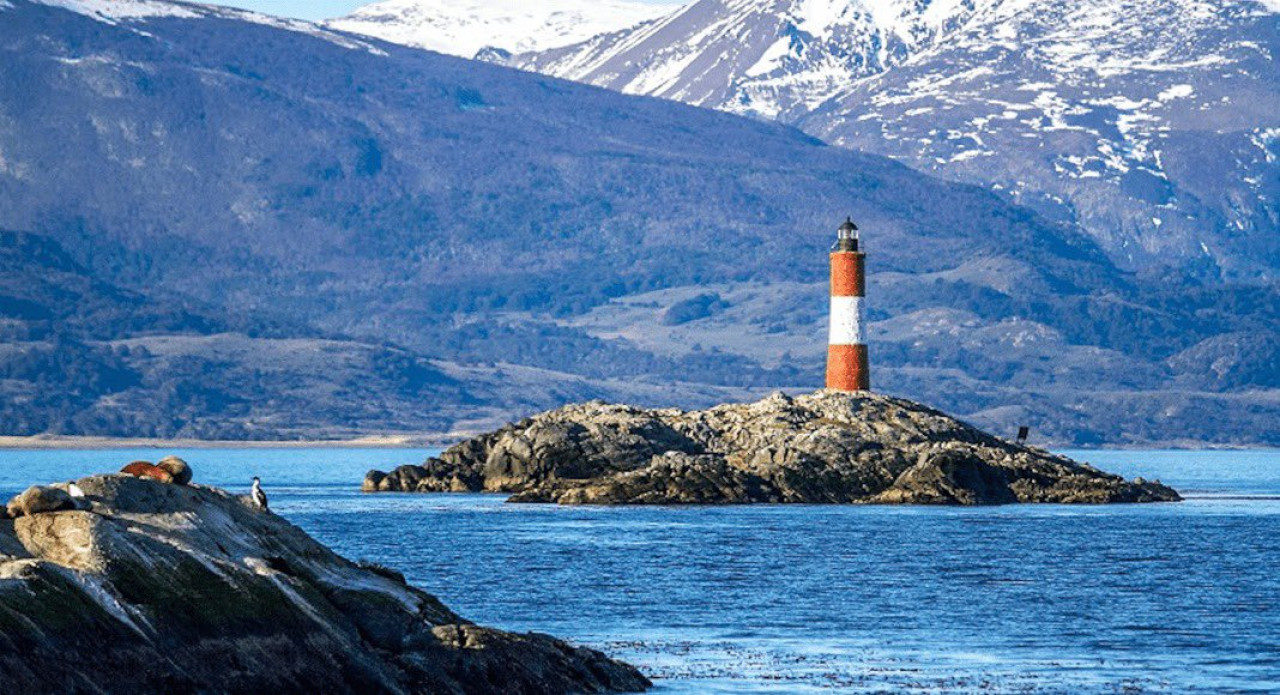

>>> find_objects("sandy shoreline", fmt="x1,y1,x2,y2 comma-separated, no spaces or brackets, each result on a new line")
0,434,465,450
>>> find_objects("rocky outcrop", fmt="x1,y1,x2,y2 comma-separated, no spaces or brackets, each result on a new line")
366,391,1180,505
0,473,648,693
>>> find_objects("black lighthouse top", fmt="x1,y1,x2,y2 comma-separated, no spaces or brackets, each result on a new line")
834,216,860,252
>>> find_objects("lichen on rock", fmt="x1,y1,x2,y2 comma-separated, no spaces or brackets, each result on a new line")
366,390,1180,505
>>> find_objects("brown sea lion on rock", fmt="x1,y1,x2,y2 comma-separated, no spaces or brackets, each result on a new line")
5,485,77,519
120,461,174,484
156,456,193,485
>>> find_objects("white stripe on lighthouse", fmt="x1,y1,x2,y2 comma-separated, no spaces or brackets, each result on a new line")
828,296,865,345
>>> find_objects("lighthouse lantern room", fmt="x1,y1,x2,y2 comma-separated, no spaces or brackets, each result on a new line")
826,217,870,391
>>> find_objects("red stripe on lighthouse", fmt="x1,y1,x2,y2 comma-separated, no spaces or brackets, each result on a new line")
830,253,865,297
826,344,869,391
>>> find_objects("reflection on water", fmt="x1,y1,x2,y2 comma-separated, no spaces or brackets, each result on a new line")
1,447,1278,693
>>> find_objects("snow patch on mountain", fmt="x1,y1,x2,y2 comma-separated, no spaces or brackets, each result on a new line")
515,0,1003,120
25,0,389,53
326,0,678,58
35,0,200,21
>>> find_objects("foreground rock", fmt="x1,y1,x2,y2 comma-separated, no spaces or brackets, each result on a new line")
0,475,648,693
367,391,1180,505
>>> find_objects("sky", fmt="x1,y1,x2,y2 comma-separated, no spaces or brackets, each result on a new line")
210,0,685,22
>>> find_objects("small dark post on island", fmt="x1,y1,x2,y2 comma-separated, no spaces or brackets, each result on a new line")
1016,426,1030,445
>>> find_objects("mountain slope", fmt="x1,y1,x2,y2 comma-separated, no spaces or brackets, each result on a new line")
0,230,480,438
511,0,1280,281
326,0,676,58
0,0,1276,444
516,0,959,120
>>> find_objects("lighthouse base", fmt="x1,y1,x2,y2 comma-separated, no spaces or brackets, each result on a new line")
826,344,869,391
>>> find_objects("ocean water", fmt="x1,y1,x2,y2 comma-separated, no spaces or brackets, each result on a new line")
2,447,1278,693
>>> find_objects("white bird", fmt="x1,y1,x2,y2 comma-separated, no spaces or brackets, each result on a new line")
251,476,269,511
67,483,85,498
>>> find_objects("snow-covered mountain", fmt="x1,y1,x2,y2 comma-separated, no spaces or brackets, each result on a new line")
8,0,1278,444
513,0,1280,280
516,0,967,120
326,0,680,59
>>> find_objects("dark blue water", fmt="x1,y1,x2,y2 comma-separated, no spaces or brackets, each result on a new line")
2,448,1278,693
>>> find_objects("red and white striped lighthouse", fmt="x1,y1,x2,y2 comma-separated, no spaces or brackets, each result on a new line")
826,217,869,391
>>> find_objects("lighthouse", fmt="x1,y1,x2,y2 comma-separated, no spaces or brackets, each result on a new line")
826,217,869,391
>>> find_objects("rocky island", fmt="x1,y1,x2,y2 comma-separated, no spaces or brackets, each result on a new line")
0,465,648,693
366,391,1179,505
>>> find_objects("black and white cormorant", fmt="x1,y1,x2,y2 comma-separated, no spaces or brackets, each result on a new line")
251,476,269,511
